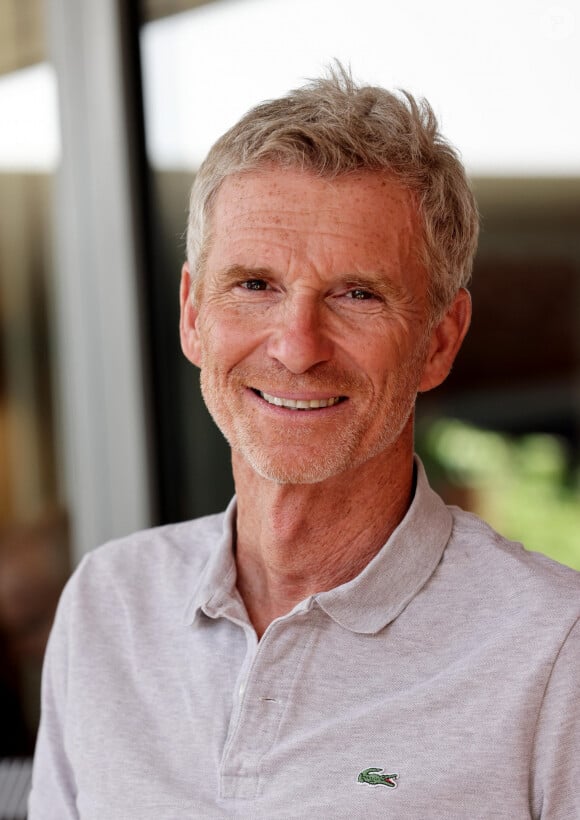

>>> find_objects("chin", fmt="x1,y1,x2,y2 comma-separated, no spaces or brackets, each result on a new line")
235,433,405,485
236,443,358,485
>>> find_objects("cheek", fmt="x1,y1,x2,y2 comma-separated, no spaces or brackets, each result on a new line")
199,309,263,365
364,331,428,388
363,332,410,371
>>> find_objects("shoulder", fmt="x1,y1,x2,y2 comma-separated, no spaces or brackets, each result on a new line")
83,512,226,574
60,511,228,617
444,505,580,623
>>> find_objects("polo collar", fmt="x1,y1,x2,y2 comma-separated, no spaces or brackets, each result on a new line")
183,498,241,626
184,458,453,634
313,459,452,633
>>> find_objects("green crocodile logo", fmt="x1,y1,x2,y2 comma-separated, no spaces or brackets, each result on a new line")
357,767,398,788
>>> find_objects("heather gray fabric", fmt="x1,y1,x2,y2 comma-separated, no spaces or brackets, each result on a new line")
29,461,580,819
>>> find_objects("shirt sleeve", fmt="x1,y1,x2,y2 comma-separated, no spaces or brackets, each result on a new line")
531,616,580,819
28,579,79,819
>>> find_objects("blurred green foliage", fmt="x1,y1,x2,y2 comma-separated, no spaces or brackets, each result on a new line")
417,418,580,570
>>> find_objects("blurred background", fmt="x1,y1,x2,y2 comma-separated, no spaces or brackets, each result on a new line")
0,0,578,782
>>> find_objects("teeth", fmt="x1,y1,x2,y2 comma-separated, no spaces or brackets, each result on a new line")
259,391,341,410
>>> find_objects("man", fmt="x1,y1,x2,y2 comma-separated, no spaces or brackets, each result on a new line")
30,68,579,818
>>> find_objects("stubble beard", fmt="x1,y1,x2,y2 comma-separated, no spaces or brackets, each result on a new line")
199,348,427,486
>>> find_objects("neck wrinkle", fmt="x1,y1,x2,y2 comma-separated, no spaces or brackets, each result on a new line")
232,436,415,637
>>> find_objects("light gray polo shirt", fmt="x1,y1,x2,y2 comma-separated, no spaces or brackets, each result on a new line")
29,461,580,819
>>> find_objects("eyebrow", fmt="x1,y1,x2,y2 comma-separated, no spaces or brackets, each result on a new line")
338,273,411,302
216,264,275,284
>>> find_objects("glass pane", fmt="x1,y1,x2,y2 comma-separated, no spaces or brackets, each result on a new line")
141,0,579,176
138,0,580,560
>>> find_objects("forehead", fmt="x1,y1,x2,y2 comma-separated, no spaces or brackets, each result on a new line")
210,168,421,256
200,169,429,303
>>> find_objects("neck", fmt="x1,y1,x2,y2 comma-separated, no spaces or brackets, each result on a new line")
233,432,415,638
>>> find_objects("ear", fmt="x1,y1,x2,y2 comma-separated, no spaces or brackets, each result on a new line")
179,262,202,367
419,288,471,393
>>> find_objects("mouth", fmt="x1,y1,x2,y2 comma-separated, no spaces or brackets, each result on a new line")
253,389,346,410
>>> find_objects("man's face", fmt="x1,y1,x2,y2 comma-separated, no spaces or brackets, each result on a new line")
181,168,441,485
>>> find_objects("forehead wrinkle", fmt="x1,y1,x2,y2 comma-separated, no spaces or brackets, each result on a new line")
218,216,417,275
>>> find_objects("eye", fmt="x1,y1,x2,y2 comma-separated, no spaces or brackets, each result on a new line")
346,287,378,301
332,284,385,314
239,278,270,291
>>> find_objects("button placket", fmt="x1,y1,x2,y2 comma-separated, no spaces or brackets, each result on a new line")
219,613,314,800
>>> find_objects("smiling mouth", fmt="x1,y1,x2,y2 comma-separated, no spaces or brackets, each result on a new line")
255,390,345,410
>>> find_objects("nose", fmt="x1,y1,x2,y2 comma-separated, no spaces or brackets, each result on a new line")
266,295,333,374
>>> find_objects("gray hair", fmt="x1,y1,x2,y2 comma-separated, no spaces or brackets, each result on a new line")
186,64,479,317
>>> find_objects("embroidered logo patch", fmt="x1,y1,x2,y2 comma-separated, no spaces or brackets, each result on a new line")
357,767,398,788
